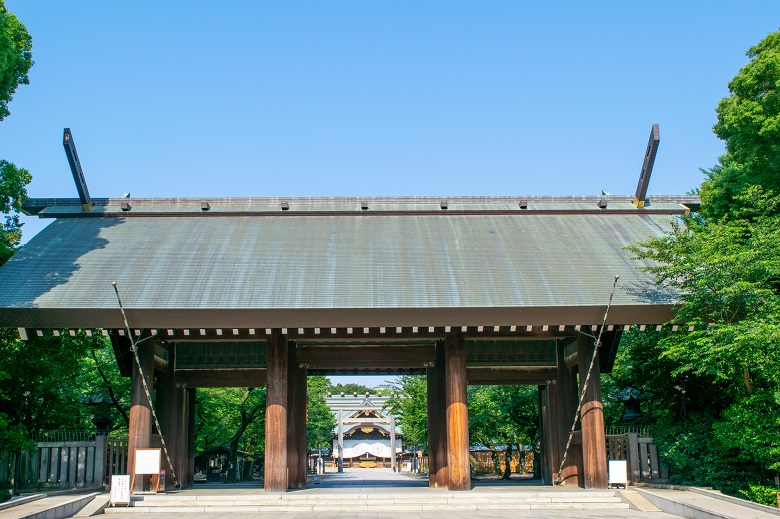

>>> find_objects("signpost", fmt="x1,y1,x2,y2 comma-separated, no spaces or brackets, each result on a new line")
132,448,162,494
110,475,130,507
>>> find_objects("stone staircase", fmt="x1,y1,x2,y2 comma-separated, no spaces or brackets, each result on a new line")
103,490,630,513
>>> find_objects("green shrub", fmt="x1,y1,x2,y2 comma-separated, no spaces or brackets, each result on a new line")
739,484,779,507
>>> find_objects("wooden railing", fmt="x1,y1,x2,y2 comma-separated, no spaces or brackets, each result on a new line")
606,432,668,484
0,434,129,491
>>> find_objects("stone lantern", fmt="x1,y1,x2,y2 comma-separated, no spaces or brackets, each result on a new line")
616,387,649,422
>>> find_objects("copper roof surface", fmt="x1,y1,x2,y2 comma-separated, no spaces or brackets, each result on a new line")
0,196,690,329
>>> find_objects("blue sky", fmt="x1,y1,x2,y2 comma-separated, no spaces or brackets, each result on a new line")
3,2,779,386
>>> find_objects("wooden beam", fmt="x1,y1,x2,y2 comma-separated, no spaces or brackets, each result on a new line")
445,331,470,491
175,369,267,387
297,344,435,369
466,366,557,385
264,330,288,492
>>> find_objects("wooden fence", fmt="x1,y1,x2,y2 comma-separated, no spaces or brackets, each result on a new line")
606,432,668,484
0,435,129,491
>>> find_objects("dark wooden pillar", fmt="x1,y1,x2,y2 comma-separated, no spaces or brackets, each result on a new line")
555,341,580,485
155,344,181,490
538,385,553,485
296,364,307,487
427,340,448,488
265,330,288,492
187,388,196,488
578,335,608,489
287,342,307,489
445,330,470,491
174,384,188,487
127,339,154,492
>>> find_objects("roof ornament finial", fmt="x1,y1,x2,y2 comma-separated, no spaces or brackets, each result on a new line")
633,124,660,208
62,128,93,211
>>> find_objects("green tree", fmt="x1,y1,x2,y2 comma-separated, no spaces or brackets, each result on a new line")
627,187,780,494
0,1,33,265
382,376,428,446
195,387,266,482
307,376,336,450
0,154,30,265
0,0,32,122
701,29,780,219
468,385,539,478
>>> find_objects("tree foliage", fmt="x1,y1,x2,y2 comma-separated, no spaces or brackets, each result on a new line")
382,376,428,446
307,376,336,449
0,1,32,265
469,385,539,478
701,29,780,219
618,31,780,498
625,188,780,494
195,387,266,477
0,331,129,457
0,0,32,122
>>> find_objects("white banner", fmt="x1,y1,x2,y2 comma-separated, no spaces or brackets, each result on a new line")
335,439,401,458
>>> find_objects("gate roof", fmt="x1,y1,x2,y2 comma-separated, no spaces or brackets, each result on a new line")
0,195,696,331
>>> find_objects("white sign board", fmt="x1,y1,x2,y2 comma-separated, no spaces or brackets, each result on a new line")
134,448,161,475
608,460,628,488
110,475,130,506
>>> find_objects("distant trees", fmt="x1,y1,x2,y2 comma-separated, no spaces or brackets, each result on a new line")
327,382,375,395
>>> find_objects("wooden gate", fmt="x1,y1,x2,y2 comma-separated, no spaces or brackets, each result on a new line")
606,428,668,484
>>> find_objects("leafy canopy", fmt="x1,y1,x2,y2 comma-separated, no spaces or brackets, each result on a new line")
382,376,428,446
307,376,336,449
0,159,31,264
701,29,780,219
0,0,32,122
0,1,32,264
627,187,780,492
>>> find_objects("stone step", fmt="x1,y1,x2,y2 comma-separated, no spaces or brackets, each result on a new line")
105,502,630,513
130,490,620,501
103,491,630,513
127,496,625,506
